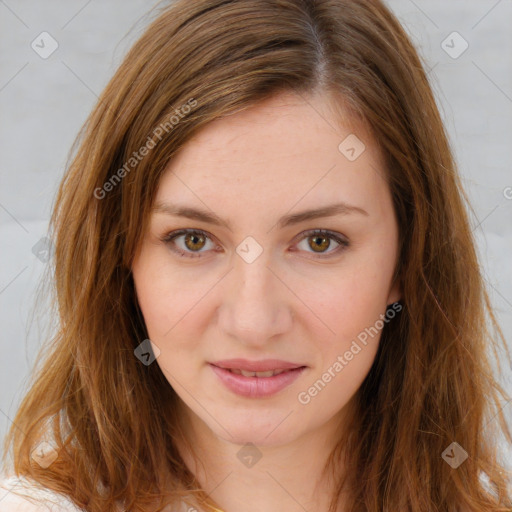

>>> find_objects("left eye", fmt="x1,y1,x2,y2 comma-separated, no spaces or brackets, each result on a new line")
162,228,348,259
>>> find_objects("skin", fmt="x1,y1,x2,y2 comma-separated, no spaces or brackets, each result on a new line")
131,90,401,512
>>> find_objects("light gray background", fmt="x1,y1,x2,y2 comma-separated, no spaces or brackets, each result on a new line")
1,0,511,471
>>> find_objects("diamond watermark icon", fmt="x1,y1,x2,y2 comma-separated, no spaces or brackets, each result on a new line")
236,236,263,264
134,339,160,365
338,134,366,161
30,441,58,469
441,441,468,468
32,236,54,262
31,31,59,59
441,31,469,59
237,442,263,468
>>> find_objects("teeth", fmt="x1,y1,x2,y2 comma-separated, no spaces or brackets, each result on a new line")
228,369,288,377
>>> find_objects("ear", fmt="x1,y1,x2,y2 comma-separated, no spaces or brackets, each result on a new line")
386,276,402,306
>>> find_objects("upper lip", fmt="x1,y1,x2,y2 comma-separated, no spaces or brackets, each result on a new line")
211,359,305,372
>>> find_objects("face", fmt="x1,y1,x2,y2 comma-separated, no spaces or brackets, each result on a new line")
131,91,401,447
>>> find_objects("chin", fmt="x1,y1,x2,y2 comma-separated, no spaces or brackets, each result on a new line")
208,408,304,447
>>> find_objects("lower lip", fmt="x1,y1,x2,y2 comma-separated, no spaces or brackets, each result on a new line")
209,364,306,398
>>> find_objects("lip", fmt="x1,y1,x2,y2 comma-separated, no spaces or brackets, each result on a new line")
209,362,307,398
211,358,304,372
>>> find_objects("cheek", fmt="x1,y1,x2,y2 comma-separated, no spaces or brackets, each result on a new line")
299,243,397,408
132,247,171,335
133,268,170,340
296,272,387,414
301,257,395,351
132,250,214,349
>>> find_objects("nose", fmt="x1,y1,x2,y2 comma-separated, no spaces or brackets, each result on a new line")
217,251,294,348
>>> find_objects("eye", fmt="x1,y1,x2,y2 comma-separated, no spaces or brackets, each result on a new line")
161,228,349,259
294,229,349,257
162,229,217,258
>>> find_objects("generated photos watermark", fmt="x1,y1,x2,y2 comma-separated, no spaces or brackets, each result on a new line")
94,97,198,200
297,302,402,405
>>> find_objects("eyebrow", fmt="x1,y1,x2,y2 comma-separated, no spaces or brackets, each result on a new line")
152,201,368,230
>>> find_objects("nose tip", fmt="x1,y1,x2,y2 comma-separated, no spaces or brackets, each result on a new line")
217,258,294,347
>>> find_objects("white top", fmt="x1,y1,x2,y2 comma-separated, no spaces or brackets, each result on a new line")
0,475,196,511
0,475,85,511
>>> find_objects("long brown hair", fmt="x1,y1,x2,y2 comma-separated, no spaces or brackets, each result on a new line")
2,0,511,511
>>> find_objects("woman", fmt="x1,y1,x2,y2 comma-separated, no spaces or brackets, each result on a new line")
1,0,511,511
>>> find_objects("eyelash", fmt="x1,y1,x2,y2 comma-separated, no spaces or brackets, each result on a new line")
161,228,349,259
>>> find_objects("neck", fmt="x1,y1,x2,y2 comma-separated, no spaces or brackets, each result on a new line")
174,400,353,512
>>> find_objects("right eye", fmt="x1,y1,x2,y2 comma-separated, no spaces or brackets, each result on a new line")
162,228,217,258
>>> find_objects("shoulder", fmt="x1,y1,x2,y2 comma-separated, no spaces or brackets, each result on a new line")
0,475,84,512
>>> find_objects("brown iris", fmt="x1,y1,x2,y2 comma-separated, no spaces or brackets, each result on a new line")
184,232,207,251
308,234,330,253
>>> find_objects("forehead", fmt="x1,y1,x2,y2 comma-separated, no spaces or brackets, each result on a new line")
156,91,389,219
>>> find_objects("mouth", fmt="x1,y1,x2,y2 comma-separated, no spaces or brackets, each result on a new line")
223,368,294,377
208,360,307,398
210,358,306,375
